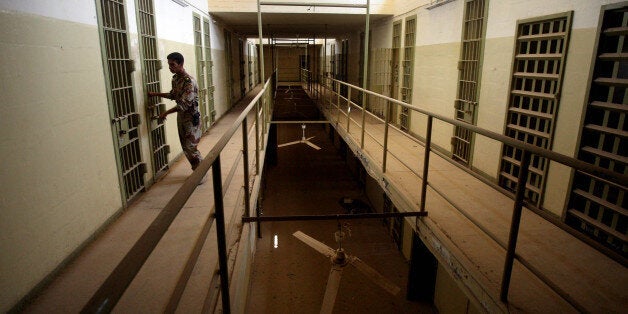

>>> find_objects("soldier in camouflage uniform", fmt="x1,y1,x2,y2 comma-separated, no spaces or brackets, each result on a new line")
148,52,203,170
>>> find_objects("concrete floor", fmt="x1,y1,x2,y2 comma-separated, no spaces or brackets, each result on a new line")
245,85,433,313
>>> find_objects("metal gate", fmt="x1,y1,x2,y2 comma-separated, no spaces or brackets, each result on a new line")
390,21,402,125
400,16,416,131
499,12,572,206
193,14,209,132
452,0,487,165
137,0,169,178
97,0,146,202
566,4,627,256
203,17,215,127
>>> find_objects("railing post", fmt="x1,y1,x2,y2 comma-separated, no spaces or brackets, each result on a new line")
420,116,433,213
254,100,260,174
262,97,267,135
344,87,351,127
241,117,251,218
328,78,332,109
336,81,340,111
383,100,390,172
360,91,366,149
346,88,351,134
500,150,531,303
211,156,231,314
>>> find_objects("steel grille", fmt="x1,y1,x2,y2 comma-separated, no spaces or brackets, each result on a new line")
390,21,402,125
99,0,146,201
452,0,486,164
138,0,169,177
400,17,416,131
193,15,208,132
567,6,627,256
499,13,571,206
202,17,216,125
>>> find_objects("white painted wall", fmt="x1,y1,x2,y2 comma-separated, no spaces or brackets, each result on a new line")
0,5,119,311
0,0,237,310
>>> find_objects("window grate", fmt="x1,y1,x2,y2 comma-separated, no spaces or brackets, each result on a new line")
567,5,627,257
400,16,416,131
452,0,486,165
499,13,572,206
98,0,146,202
138,0,169,177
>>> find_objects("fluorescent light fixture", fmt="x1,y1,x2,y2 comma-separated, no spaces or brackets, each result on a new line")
273,234,279,248
172,0,188,7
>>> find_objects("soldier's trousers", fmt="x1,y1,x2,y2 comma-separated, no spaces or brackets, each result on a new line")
177,117,203,169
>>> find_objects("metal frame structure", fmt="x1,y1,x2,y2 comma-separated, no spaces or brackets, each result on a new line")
318,74,627,310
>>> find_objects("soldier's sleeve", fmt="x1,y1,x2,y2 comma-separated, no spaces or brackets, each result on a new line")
175,77,195,112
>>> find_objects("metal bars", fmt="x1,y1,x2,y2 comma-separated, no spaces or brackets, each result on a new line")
319,74,628,307
203,17,216,126
390,21,402,125
193,14,210,133
99,0,146,202
499,12,572,206
137,0,169,178
452,0,486,165
400,16,416,131
567,5,628,257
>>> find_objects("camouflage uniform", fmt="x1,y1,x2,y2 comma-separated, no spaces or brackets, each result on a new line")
169,73,203,169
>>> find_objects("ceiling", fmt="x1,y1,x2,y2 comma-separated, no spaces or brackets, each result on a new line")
210,11,391,39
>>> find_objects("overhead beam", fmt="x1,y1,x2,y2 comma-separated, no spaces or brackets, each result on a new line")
260,2,367,9
270,120,331,124
242,211,427,223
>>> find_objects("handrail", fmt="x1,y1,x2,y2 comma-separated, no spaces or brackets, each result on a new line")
324,77,627,188
317,75,627,311
81,71,277,313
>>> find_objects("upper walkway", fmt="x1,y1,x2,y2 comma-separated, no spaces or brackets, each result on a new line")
310,78,627,313
23,84,266,313
21,78,627,313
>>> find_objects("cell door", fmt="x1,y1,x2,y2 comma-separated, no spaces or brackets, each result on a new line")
452,0,487,165
224,30,234,106
202,17,215,126
499,12,572,206
566,4,627,256
97,0,146,203
390,21,401,125
400,16,416,131
136,0,169,179
239,39,246,97
193,14,208,132
248,43,254,90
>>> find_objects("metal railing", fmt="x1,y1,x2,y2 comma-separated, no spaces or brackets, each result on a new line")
317,75,627,310
81,72,277,313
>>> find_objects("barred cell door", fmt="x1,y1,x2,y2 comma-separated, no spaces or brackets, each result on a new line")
390,21,401,125
400,16,416,131
248,43,254,90
452,0,487,165
203,17,216,126
239,39,246,97
194,14,209,132
137,0,169,178
97,0,146,203
224,30,234,107
566,4,627,256
499,12,572,206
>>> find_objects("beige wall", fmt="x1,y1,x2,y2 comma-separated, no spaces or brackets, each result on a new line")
0,12,122,310
410,42,461,149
